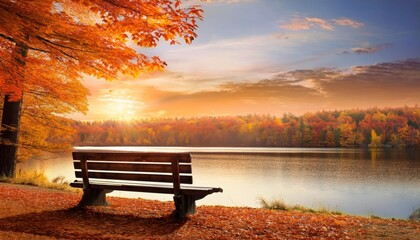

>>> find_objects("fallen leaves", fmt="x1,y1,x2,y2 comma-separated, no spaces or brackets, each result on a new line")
0,183,418,239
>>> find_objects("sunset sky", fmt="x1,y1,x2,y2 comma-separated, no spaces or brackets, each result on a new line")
72,0,420,121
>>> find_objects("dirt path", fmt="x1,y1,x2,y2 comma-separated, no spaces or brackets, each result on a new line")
0,183,418,239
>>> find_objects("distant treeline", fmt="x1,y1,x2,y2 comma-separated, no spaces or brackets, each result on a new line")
73,106,419,148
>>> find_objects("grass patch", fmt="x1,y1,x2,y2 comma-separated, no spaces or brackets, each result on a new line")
259,197,288,210
0,170,75,191
258,197,343,215
409,208,420,221
370,214,382,219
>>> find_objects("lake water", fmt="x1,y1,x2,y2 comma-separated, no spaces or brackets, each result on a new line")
20,147,420,219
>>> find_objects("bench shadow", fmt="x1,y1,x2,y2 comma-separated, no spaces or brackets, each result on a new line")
0,207,187,239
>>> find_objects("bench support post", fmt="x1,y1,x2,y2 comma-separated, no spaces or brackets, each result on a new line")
173,194,196,219
77,188,112,207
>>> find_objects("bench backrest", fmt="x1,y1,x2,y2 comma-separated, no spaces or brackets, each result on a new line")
72,151,192,195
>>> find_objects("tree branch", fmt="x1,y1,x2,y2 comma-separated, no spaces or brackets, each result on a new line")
35,35,97,53
0,32,16,43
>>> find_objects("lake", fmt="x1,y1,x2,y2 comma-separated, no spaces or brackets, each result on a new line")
20,147,420,219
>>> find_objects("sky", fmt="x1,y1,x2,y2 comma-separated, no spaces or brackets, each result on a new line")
71,0,420,121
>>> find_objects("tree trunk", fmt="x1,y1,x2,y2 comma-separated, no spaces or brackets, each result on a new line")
0,40,27,178
0,96,23,177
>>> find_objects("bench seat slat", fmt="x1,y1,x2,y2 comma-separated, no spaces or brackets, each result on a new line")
70,180,222,195
73,162,192,174
73,152,191,163
75,171,193,184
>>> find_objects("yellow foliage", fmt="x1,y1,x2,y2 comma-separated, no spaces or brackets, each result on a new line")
370,129,382,147
0,170,74,191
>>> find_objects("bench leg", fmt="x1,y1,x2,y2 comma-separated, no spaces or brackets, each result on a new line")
173,194,196,220
77,188,112,207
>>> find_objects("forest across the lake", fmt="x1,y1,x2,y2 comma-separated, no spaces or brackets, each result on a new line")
73,106,419,148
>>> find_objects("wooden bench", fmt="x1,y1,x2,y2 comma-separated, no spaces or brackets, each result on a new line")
70,150,223,219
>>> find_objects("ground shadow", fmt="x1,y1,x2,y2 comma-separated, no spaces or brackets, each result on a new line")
0,207,187,239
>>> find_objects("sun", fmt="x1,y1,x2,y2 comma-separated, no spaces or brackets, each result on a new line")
93,88,146,121
103,97,143,121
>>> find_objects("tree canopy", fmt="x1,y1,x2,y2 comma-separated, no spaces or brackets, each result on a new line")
0,0,203,177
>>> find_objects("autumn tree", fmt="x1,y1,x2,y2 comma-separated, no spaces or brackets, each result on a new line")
0,0,203,177
302,126,313,146
339,123,356,147
369,129,382,148
323,126,337,147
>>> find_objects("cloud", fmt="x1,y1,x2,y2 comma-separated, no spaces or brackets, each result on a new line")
339,51,351,55
333,18,364,28
155,34,288,82
138,59,420,117
319,59,420,108
275,33,289,40
279,18,312,30
351,43,392,54
74,59,420,120
305,18,334,30
139,78,324,117
280,16,364,31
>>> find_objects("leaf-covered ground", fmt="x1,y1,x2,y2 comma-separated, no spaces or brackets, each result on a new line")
0,183,418,239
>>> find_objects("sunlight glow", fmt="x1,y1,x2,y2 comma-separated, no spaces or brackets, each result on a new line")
101,97,143,121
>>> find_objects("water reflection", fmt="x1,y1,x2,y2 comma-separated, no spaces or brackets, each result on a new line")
192,150,420,217
18,147,420,219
